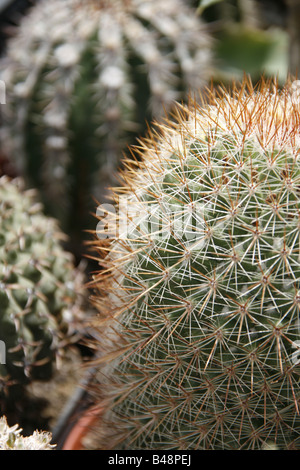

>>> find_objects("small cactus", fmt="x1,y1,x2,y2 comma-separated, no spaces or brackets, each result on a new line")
91,78,300,450
0,416,55,450
0,0,211,255
0,176,84,400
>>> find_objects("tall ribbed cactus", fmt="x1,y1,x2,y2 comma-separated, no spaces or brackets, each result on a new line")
0,176,84,401
91,78,300,450
0,0,211,255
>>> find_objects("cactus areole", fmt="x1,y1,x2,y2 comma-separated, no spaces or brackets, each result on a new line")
93,78,300,450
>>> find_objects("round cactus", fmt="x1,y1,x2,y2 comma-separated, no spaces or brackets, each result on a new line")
0,176,83,399
0,0,211,255
91,78,300,450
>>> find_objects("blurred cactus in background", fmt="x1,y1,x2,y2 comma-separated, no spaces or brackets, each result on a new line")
0,0,211,258
0,176,84,406
91,77,300,450
0,415,55,449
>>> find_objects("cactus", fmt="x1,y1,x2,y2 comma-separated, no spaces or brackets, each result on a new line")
91,78,300,450
0,175,84,400
0,416,55,450
0,0,211,256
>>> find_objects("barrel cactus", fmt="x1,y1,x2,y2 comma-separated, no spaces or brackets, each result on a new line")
0,176,83,401
0,0,211,255
91,78,300,450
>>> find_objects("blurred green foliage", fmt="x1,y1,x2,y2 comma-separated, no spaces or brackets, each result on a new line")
193,0,289,85
214,25,288,83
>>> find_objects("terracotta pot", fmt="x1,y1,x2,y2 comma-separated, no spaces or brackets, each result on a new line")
62,405,102,450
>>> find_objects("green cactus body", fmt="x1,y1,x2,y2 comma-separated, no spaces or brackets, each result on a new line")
92,79,300,450
0,176,83,397
0,0,211,253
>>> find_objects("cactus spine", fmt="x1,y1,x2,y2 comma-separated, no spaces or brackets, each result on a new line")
0,0,211,254
0,176,83,401
91,78,300,450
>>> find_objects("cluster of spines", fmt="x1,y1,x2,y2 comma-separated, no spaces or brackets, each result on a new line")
0,416,55,450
